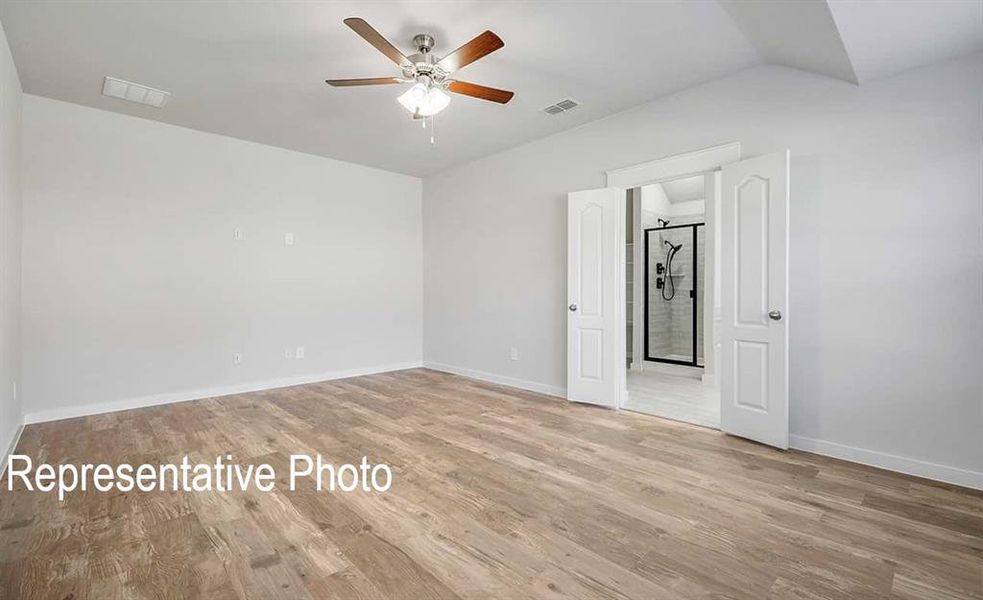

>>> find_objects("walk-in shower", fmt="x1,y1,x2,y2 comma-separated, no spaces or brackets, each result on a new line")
644,222,705,367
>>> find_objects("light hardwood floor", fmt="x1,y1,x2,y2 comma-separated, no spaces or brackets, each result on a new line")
1,368,980,599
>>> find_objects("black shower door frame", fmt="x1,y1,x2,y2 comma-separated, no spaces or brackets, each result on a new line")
643,222,705,367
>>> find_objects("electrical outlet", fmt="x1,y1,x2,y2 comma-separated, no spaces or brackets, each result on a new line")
285,232,294,246
510,347,519,361
233,353,243,365
233,228,243,241
295,346,305,359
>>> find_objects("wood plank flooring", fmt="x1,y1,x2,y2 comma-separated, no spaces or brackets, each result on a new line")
1,368,980,599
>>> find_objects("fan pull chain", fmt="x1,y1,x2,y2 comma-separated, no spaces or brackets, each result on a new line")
416,114,435,144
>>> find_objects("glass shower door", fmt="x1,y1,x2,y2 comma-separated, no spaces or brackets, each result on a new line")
644,223,704,367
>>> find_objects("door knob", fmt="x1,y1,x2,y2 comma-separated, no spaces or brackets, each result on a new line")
768,310,782,321
569,304,578,312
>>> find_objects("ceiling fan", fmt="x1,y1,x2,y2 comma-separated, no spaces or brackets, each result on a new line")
326,18,514,119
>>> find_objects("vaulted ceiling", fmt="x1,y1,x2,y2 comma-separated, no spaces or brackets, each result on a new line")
2,0,980,176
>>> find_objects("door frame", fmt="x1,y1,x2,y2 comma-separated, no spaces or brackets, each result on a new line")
605,142,741,408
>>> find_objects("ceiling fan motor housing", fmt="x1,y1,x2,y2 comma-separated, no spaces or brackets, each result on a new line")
412,33,435,54
405,34,449,87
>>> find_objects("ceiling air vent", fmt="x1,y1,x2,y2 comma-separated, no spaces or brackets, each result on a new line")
542,98,580,115
102,76,171,108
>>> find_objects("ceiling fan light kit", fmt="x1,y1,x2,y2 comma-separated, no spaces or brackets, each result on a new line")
326,17,514,141
397,82,450,117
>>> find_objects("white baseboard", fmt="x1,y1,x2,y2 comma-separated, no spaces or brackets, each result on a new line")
789,435,983,491
0,422,25,479
422,361,566,399
22,361,423,425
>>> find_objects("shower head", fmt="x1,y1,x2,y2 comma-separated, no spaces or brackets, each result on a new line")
664,240,683,253
658,218,670,227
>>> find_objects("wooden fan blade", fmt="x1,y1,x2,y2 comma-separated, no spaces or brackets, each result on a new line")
326,77,401,87
343,17,411,68
447,80,514,104
437,31,503,73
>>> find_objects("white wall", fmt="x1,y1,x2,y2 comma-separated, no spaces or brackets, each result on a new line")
22,95,423,421
0,20,22,459
423,55,983,485
640,184,671,227
641,183,707,226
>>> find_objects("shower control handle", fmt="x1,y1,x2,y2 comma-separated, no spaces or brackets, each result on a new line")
768,310,782,321
569,304,578,312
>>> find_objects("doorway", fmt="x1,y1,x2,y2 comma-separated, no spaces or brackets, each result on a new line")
624,173,720,428
567,143,790,449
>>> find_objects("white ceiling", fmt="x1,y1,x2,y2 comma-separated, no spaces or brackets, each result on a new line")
660,175,705,205
828,0,983,83
720,0,858,84
2,1,980,177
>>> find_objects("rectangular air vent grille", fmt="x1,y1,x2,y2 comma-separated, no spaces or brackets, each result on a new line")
102,76,171,108
542,98,580,115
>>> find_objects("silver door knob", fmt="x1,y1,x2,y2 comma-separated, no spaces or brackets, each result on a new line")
768,310,782,321
569,304,578,312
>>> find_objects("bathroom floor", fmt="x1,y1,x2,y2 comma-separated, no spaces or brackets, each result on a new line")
649,353,696,363
625,366,719,428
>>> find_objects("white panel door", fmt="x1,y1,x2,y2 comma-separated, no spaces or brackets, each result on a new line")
720,151,789,448
567,188,623,407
